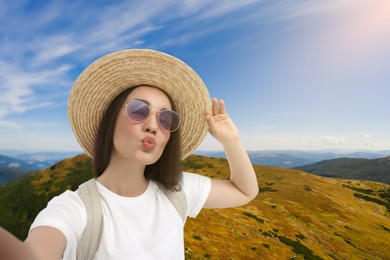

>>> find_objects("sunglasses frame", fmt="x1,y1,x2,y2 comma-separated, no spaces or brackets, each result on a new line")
124,99,180,132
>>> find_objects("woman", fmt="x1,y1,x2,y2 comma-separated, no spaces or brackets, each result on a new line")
3,49,258,259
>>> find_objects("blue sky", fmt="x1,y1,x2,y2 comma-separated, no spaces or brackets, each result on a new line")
0,0,389,153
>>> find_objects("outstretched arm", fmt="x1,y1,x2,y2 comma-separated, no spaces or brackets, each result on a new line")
25,226,66,260
204,98,258,208
0,225,66,260
0,227,37,260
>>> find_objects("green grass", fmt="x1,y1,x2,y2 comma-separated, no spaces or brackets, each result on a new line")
243,212,265,224
259,186,278,193
277,235,323,260
342,184,373,194
353,193,390,212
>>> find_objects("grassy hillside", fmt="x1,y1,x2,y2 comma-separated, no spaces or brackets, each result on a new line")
0,154,389,259
295,156,390,184
183,155,390,259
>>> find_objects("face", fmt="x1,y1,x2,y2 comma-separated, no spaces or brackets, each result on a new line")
112,86,173,165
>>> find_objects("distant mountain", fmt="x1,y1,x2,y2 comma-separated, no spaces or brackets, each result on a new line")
0,155,34,184
12,151,81,163
0,152,81,184
0,150,81,167
195,150,390,168
0,154,389,259
295,156,390,184
0,154,41,170
248,152,313,168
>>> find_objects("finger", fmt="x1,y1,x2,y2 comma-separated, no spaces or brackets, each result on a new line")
212,97,219,115
219,99,226,114
205,114,216,129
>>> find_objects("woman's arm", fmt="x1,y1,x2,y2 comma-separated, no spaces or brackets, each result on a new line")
0,227,37,260
0,225,68,260
204,98,259,208
24,226,66,260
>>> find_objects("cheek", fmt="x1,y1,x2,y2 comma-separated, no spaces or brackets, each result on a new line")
113,115,138,142
160,132,171,146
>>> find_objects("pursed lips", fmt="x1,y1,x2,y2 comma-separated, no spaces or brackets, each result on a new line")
141,136,156,150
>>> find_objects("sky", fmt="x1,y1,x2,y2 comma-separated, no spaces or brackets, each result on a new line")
0,0,389,153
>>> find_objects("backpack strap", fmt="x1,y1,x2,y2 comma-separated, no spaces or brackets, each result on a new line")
158,184,187,223
76,179,187,260
77,179,103,260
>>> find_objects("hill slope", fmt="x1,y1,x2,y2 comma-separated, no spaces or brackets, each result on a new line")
295,156,390,184
183,155,390,259
0,154,389,259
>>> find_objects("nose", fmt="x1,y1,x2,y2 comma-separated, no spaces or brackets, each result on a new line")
143,110,159,134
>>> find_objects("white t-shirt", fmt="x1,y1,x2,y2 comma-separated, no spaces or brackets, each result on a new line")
30,172,211,260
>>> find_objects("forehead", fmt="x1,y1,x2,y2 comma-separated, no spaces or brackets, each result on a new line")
126,86,172,109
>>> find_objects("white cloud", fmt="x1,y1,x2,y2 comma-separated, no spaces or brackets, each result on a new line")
0,120,23,130
8,162,20,168
321,136,345,146
0,59,71,128
182,0,261,20
29,35,82,66
269,0,357,21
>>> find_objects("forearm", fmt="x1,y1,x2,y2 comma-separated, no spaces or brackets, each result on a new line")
223,139,259,199
0,227,38,260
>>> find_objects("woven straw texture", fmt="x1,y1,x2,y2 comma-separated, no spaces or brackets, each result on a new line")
68,49,211,159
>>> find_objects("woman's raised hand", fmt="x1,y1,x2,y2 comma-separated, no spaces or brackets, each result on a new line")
205,98,240,145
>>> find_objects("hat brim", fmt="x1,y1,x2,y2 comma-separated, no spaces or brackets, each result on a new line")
68,49,211,159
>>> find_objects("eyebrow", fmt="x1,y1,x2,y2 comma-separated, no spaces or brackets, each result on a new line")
135,98,170,111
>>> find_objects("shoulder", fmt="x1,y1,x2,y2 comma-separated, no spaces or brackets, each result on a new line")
181,172,211,218
182,172,212,194
32,189,87,226
41,189,86,216
182,171,211,186
48,189,86,216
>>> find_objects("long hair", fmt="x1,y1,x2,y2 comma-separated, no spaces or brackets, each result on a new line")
93,86,183,190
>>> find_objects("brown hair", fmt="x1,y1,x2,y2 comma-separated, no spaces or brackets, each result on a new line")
93,86,183,190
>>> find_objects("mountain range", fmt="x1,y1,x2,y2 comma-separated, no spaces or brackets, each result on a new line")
0,154,389,259
0,151,80,184
196,149,390,168
294,156,390,184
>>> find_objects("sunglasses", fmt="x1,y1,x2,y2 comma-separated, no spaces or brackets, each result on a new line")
124,99,180,132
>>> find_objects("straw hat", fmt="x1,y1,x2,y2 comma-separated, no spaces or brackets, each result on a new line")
68,49,211,159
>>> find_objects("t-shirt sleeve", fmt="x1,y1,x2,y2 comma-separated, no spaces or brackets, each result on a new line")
29,190,86,259
182,172,211,218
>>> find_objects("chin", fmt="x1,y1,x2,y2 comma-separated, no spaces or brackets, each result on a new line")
140,151,164,165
